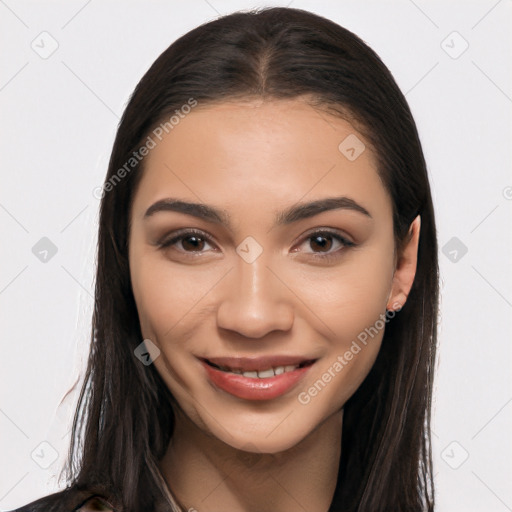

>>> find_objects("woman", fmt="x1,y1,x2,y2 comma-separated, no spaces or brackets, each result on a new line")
15,6,438,512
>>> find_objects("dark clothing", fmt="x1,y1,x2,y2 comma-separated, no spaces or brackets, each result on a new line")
10,487,115,512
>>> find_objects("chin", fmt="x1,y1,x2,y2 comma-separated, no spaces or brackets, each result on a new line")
224,427,311,455
198,403,335,456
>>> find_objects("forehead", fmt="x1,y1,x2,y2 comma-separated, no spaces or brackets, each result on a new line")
132,98,391,221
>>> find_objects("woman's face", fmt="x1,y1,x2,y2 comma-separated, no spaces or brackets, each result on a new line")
128,98,418,453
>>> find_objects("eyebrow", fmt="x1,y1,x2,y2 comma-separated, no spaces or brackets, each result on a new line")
143,196,372,228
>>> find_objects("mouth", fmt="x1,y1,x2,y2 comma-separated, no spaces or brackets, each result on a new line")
199,356,317,401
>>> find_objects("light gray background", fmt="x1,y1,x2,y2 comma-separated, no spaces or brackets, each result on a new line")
1,1,511,510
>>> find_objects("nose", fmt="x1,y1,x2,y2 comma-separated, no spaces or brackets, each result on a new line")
216,256,294,339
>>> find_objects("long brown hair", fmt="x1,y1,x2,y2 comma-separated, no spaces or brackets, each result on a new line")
64,7,438,511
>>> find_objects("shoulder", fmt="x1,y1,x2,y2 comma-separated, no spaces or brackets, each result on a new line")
10,487,116,512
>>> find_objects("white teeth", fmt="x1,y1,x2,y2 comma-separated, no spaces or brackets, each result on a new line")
214,362,305,378
257,368,275,378
238,365,300,378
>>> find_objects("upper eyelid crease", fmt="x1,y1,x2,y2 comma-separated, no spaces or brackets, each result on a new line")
143,196,372,229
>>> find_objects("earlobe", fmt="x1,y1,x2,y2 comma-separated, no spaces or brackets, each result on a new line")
387,215,421,311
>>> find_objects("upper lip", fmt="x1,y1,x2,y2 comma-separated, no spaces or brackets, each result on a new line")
200,355,317,372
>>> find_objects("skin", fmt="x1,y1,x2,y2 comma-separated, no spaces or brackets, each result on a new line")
128,98,420,512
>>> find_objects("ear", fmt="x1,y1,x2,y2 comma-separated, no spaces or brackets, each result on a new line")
387,215,421,311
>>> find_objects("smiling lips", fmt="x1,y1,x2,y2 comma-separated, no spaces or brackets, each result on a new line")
200,356,316,401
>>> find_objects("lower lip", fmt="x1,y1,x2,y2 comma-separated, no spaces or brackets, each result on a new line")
201,360,313,401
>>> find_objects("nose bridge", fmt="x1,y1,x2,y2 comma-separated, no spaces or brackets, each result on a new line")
239,255,272,303
216,249,294,337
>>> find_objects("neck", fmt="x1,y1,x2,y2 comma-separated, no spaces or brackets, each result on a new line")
159,408,343,512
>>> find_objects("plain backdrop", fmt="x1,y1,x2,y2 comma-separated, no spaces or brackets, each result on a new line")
1,1,511,510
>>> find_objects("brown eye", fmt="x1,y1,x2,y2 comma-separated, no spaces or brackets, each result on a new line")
309,234,334,252
294,229,355,260
158,229,216,254
181,235,207,251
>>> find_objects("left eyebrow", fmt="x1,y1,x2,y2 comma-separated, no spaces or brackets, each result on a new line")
275,196,372,225
143,196,372,228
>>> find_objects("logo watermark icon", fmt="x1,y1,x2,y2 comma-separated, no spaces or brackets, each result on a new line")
134,339,161,366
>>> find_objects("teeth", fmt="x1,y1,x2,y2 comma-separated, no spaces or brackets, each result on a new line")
209,360,310,378
222,364,301,378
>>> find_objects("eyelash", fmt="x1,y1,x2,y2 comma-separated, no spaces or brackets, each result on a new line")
157,228,355,261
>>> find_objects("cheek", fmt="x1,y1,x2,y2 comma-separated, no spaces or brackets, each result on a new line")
299,242,395,336
130,257,208,396
129,253,227,397
130,252,211,340
294,244,394,406
328,262,391,338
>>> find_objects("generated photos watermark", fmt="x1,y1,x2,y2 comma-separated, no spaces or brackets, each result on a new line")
298,302,402,405
93,98,198,199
